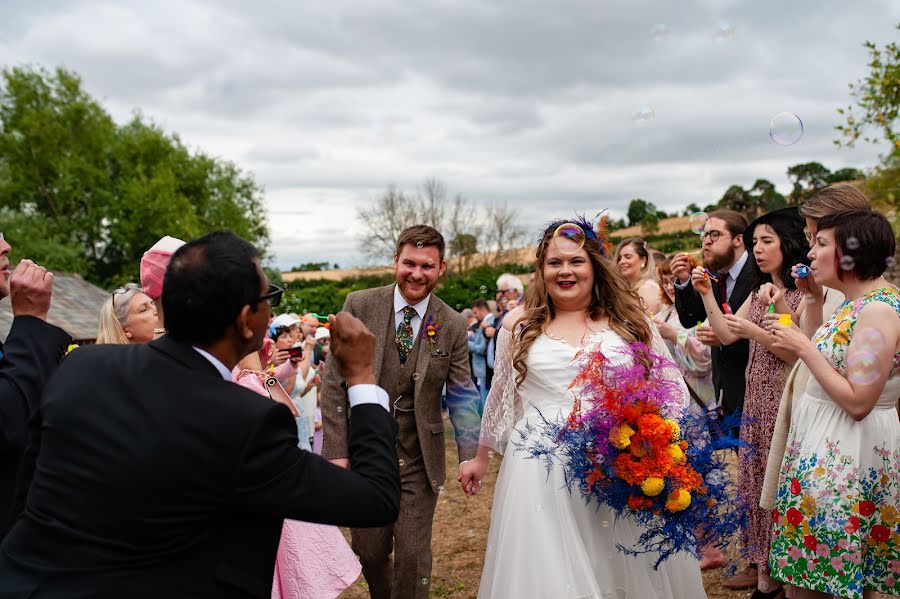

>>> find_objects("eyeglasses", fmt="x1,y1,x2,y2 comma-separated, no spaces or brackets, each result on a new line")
497,288,516,295
700,230,725,243
111,283,141,307
259,283,283,308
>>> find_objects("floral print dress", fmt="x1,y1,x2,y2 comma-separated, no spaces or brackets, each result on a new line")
769,287,900,598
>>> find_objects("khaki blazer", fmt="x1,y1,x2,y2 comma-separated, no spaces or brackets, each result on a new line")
760,289,845,510
321,284,481,490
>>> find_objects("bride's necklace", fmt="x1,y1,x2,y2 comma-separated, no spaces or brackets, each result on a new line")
545,313,608,346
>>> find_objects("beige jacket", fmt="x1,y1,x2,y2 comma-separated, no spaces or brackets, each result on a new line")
759,289,845,510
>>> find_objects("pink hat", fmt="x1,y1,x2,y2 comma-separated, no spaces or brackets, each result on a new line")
140,236,186,300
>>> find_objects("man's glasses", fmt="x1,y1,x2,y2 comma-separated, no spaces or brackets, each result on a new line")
259,283,283,308
700,230,725,243
497,288,514,295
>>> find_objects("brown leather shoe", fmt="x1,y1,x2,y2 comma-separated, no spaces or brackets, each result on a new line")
721,566,758,590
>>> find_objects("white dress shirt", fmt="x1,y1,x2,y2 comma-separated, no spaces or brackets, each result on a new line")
393,285,431,340
193,346,388,411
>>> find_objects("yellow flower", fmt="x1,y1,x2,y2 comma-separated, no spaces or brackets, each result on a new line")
667,443,686,463
881,474,890,485
641,477,665,497
664,418,681,441
813,466,826,478
428,330,435,337
881,505,900,527
800,494,817,516
609,423,635,449
665,489,691,512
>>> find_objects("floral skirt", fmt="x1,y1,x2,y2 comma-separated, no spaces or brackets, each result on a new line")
769,393,900,598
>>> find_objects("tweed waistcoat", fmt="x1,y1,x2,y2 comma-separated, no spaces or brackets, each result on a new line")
380,309,424,456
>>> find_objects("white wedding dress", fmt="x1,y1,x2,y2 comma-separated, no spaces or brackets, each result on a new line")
477,327,707,599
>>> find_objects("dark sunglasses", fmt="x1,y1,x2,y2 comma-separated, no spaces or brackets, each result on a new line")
259,283,283,308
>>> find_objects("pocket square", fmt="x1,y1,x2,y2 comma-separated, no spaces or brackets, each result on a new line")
431,349,450,358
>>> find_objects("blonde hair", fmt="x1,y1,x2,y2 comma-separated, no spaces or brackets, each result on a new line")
614,238,656,288
513,224,652,386
800,183,871,220
96,283,143,344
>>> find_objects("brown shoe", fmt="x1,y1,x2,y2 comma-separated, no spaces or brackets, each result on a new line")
699,548,726,570
721,566,758,590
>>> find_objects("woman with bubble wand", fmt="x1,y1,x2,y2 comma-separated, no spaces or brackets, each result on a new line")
767,210,899,599
691,207,810,599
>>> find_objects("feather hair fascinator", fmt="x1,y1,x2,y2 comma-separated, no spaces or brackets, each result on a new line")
545,212,613,257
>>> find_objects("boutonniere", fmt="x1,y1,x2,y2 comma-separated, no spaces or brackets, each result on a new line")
422,315,448,357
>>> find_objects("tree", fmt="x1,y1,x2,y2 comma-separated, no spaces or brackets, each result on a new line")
827,167,865,183
640,212,660,235
683,203,702,216
0,65,269,287
835,24,899,149
357,178,524,269
626,198,657,227
786,162,831,203
717,185,752,215
749,178,786,212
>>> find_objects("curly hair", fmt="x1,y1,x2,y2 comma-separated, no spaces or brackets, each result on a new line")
512,221,652,386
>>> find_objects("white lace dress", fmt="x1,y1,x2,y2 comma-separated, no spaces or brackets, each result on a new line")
477,328,707,599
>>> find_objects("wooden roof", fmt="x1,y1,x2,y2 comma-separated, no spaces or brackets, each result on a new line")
0,273,109,343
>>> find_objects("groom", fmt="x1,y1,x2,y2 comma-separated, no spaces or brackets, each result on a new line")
322,224,481,599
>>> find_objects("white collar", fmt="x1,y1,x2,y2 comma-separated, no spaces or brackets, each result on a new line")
725,250,749,280
393,285,430,319
192,347,233,381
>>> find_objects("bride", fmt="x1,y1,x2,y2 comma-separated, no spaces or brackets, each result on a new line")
459,219,707,598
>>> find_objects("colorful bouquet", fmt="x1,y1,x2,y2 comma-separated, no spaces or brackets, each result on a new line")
514,341,745,567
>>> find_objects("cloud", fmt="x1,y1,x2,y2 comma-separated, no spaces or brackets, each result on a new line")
0,0,896,269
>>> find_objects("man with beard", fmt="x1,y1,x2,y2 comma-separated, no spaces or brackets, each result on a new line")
669,209,752,421
321,225,480,599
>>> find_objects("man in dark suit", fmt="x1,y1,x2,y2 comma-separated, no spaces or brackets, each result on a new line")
0,231,400,598
321,225,481,599
0,233,71,539
669,210,752,418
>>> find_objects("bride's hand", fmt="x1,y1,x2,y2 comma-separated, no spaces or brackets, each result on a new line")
458,455,489,497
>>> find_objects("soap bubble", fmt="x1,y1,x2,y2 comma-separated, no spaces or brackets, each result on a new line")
456,304,462,310
847,350,881,386
713,23,735,41
840,255,856,271
886,256,896,268
769,112,804,145
706,469,727,486
602,520,609,528
552,223,586,254
846,237,860,250
479,285,488,294
467,529,475,537
650,24,671,41
631,105,656,126
416,241,424,248
855,328,886,353
688,212,709,235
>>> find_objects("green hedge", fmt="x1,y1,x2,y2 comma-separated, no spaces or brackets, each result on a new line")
278,262,532,316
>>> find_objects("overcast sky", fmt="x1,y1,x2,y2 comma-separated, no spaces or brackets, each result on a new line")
2,1,897,269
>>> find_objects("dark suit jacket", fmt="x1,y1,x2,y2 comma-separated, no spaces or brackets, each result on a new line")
0,316,71,539
674,256,754,416
0,335,399,598
321,285,481,491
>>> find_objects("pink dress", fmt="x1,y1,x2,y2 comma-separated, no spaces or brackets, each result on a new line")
232,369,361,599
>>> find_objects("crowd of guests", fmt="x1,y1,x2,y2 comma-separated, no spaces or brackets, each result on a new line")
457,183,898,599
0,181,897,598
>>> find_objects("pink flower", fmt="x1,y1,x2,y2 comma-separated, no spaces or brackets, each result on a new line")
887,575,896,589
847,551,862,565
816,544,830,557
807,559,817,571
788,546,802,559
831,556,843,570
777,557,788,568
890,560,900,574
838,538,850,549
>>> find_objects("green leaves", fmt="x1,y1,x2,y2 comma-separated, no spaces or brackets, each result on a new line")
0,65,269,288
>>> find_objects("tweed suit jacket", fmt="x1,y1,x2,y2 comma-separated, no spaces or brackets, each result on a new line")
322,284,481,492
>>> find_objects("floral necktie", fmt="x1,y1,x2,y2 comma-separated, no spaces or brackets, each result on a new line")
396,306,416,364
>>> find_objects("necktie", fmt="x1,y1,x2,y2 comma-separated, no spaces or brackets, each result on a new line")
718,272,730,305
396,306,416,364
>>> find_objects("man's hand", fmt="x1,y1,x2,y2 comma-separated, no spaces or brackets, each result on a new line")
10,259,54,321
330,458,350,469
670,253,691,284
329,312,376,387
696,324,721,347
690,266,713,296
